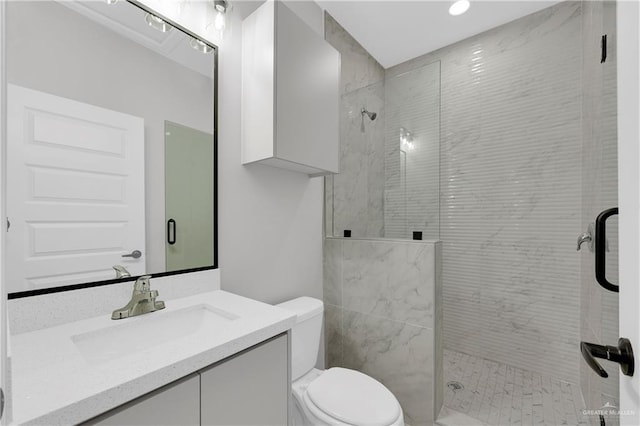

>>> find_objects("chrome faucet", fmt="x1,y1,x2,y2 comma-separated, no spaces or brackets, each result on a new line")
113,265,131,279
111,275,165,320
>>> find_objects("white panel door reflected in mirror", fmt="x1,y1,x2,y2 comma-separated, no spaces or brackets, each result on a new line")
7,84,146,293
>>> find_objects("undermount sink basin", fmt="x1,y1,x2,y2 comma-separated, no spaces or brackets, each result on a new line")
72,304,239,364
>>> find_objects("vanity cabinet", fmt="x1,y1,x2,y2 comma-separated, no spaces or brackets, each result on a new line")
84,334,289,426
241,0,340,176
87,375,200,426
201,333,289,425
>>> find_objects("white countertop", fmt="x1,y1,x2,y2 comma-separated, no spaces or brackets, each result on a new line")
9,290,296,425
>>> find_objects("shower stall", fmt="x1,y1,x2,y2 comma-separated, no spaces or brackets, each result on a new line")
323,2,619,425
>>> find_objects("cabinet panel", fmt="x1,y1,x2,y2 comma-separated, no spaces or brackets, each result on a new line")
275,2,340,174
201,334,289,426
85,374,200,426
241,0,275,165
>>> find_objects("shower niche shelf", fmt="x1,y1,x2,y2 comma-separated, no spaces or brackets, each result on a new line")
241,0,340,176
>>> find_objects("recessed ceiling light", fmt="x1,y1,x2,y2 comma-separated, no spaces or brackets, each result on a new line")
449,0,470,16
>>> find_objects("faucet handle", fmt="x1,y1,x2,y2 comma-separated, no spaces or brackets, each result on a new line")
113,265,131,279
133,275,152,293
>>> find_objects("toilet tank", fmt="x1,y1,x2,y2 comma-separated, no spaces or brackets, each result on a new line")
276,297,323,381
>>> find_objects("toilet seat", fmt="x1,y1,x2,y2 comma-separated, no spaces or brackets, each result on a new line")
303,367,402,426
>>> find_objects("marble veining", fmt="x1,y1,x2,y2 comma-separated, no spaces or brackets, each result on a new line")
331,82,386,237
343,310,435,426
324,12,384,96
324,11,386,239
324,238,442,425
342,239,435,327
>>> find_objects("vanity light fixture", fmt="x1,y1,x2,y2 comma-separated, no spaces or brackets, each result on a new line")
208,0,231,41
449,0,470,16
190,37,214,54
145,13,173,33
400,127,415,152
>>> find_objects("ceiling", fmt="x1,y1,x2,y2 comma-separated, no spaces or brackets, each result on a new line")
317,1,561,68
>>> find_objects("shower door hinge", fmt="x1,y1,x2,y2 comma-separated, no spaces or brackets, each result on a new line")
5,217,9,232
0,387,4,420
601,34,608,63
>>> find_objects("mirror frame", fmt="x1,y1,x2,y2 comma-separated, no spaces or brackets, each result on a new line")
6,0,219,300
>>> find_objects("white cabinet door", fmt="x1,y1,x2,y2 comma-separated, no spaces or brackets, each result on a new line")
85,374,200,426
241,1,340,176
200,334,289,426
6,84,145,292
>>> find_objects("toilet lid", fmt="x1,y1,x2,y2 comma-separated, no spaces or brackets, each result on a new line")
306,368,401,426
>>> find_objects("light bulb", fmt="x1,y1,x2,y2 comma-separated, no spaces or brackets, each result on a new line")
190,37,214,54
145,13,173,33
208,0,231,42
214,11,226,32
449,0,470,16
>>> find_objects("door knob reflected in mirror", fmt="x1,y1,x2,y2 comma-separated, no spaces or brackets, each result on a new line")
122,250,142,259
580,338,634,378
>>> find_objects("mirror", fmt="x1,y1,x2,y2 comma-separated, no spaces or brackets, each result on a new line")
5,0,217,296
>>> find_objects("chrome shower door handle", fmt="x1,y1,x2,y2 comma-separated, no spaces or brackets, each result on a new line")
122,250,142,259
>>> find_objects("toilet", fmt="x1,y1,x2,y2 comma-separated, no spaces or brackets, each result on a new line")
277,297,404,426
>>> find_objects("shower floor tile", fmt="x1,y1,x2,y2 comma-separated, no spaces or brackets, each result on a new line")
441,350,591,426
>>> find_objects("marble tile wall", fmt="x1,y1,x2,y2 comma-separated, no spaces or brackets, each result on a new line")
579,1,619,423
324,13,385,238
387,2,583,383
324,238,442,425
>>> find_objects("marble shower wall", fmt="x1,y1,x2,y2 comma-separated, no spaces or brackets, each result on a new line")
387,2,583,383
579,1,619,422
324,13,385,238
324,238,442,425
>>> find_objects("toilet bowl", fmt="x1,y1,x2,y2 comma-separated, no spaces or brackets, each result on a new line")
277,297,404,426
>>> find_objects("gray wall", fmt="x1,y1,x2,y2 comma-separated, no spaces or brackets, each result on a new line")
387,2,584,384
6,1,214,276
217,2,324,304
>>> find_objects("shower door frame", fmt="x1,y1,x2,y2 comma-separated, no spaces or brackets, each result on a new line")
617,1,640,424
0,1,6,423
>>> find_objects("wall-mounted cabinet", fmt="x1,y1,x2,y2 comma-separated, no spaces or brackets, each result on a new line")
242,0,340,176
